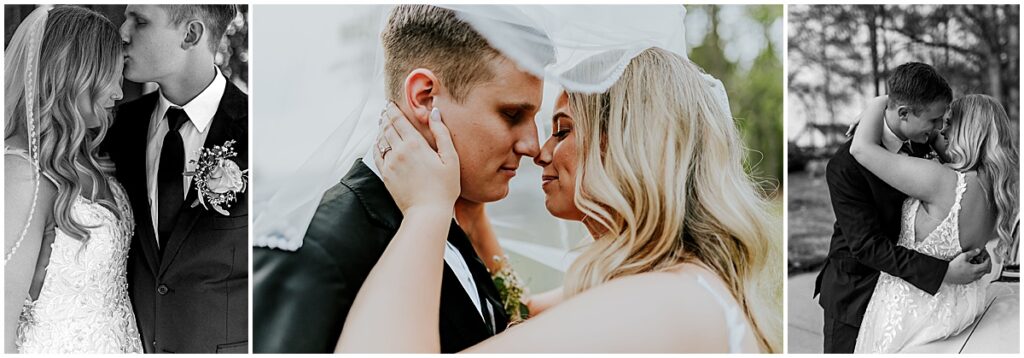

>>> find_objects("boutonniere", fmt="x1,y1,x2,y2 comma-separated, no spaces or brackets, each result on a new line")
491,255,530,324
186,140,248,216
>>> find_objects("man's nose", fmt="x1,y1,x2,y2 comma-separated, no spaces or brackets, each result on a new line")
119,22,131,44
514,121,541,158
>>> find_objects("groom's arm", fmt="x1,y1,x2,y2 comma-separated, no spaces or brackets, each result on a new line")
253,244,348,353
253,187,388,353
826,155,948,295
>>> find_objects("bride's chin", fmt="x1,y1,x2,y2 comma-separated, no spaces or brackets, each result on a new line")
543,196,580,221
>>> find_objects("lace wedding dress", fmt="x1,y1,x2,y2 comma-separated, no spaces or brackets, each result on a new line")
855,171,990,353
9,148,144,353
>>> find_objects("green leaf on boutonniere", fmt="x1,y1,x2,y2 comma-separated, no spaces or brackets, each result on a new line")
491,255,529,323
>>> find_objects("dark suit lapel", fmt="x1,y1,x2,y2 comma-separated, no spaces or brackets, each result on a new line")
438,259,492,347
448,223,509,332
118,94,162,276
345,162,504,341
158,81,246,276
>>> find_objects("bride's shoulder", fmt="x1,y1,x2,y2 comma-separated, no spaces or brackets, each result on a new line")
582,268,735,321
5,146,57,204
5,146,36,181
531,269,736,351
585,267,727,307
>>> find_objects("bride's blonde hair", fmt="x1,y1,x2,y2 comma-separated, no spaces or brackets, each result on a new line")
945,94,1019,261
562,47,781,352
4,6,124,243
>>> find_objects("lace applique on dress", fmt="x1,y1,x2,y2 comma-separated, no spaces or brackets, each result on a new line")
855,171,990,353
15,175,144,353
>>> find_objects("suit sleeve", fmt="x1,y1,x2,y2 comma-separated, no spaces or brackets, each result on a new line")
252,187,387,353
253,242,347,353
826,156,948,295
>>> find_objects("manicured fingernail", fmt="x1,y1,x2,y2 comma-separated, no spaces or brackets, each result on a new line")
430,108,441,122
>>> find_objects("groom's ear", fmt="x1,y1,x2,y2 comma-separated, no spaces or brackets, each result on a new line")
182,20,206,50
896,105,910,120
403,69,439,126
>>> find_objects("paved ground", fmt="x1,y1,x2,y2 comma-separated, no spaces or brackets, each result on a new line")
787,273,823,353
788,270,1019,353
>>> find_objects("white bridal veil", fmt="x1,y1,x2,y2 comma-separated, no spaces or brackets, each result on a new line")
253,5,732,287
5,6,50,265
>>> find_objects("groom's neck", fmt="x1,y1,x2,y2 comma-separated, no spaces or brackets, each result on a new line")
883,110,908,141
158,57,217,106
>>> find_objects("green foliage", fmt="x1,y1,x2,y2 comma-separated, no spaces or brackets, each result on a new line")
689,5,784,193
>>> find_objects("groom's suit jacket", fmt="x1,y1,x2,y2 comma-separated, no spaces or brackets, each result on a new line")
814,139,949,327
103,80,249,353
253,160,509,353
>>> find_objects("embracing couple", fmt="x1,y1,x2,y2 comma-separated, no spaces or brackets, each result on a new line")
4,5,247,353
817,62,1018,353
254,5,779,354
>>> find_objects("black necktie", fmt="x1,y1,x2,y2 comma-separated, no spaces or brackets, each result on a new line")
157,107,189,250
899,142,913,156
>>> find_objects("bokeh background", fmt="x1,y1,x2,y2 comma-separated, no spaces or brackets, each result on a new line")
4,4,249,101
253,4,783,295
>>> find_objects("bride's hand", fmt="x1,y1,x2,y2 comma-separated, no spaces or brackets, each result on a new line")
374,103,460,215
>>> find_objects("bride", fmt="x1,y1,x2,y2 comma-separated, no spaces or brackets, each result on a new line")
4,6,143,353
336,46,781,353
850,94,1018,352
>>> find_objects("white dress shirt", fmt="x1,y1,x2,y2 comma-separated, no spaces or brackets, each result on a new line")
146,67,227,245
362,153,484,317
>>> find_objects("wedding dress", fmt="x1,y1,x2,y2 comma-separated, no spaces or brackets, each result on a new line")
855,171,989,353
8,147,144,354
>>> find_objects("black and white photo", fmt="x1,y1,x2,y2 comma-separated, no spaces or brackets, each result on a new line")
4,4,249,354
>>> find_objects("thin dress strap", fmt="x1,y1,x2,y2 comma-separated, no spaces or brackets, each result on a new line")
5,145,32,161
949,171,968,222
695,275,749,353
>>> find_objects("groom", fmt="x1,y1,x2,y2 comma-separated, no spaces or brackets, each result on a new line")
104,5,248,353
815,62,991,353
253,5,546,353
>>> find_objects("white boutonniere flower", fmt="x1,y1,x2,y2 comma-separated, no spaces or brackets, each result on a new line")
186,140,248,216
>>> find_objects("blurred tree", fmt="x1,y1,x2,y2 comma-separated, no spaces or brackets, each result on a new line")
689,5,784,194
789,5,1020,154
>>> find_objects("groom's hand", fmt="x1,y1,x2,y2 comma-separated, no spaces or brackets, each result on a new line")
943,248,991,284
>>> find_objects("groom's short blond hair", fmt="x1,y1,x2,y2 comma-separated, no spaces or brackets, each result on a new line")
382,5,501,103
160,5,238,53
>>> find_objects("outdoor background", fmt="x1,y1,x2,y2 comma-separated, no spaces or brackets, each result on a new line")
253,4,784,295
4,4,249,101
788,4,1020,275
787,5,1020,353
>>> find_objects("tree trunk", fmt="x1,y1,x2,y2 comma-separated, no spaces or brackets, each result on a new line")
868,6,881,96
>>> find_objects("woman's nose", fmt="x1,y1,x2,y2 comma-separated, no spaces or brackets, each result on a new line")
534,138,554,167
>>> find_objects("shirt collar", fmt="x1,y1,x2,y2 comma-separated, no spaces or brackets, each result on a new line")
362,150,459,223
881,116,905,153
156,66,227,133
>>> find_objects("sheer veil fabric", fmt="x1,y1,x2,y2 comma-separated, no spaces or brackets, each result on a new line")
253,6,733,266
5,6,50,265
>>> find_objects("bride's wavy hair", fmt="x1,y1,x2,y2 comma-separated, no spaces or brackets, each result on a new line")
4,6,124,242
944,94,1019,261
562,47,781,352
